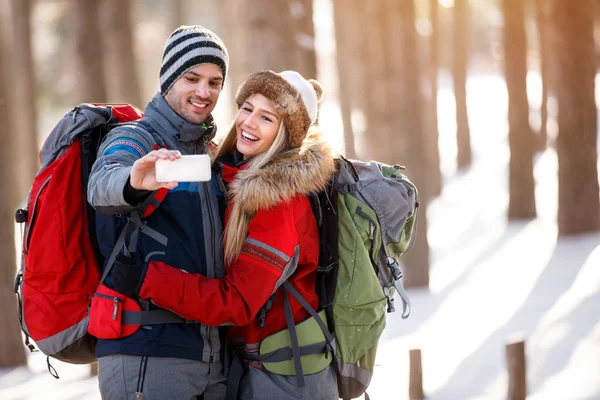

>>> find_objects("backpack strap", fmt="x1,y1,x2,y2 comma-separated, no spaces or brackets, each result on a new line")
282,282,334,350
140,188,169,219
283,285,305,387
97,217,188,326
97,206,189,326
246,282,335,387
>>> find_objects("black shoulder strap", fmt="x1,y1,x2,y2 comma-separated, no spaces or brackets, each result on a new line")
311,179,339,330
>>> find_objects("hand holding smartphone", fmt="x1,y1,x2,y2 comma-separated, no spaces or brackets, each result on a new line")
155,154,211,182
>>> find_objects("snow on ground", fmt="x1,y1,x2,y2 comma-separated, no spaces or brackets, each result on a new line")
360,74,600,400
2,70,600,399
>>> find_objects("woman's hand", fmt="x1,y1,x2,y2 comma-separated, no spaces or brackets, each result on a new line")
130,149,181,191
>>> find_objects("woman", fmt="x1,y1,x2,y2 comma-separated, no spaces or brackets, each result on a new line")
112,70,338,399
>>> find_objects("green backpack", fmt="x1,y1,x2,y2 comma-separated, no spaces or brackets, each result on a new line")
322,157,418,399
250,156,418,399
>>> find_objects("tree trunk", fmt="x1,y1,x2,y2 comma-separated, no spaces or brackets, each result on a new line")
218,0,318,122
503,0,537,220
332,0,357,158
217,0,250,116
453,0,472,169
171,0,185,30
0,22,27,368
550,0,600,235
358,0,429,288
424,0,442,198
361,1,391,162
345,0,429,288
386,0,430,288
289,0,318,79
102,0,142,106
221,0,318,124
71,0,107,103
535,0,549,150
244,0,297,73
9,0,38,205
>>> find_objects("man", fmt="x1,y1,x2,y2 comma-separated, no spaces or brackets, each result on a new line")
87,25,228,399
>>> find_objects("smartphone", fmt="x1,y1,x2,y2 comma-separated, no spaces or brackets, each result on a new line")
155,154,211,182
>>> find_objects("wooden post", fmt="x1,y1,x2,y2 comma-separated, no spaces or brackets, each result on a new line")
506,339,526,400
409,348,425,399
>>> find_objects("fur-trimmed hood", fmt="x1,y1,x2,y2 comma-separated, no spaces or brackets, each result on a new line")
225,129,336,216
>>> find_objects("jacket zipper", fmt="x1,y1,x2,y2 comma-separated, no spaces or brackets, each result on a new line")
24,176,52,253
94,293,123,320
216,168,228,203
198,135,217,362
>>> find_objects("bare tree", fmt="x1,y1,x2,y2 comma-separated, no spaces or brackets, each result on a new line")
213,0,248,125
549,0,600,234
360,1,391,162
289,0,318,80
217,0,318,121
332,0,359,158
101,0,142,106
388,0,429,288
71,0,107,103
503,0,536,220
534,0,549,150
424,0,442,197
171,0,185,30
359,0,429,288
0,22,27,368
8,0,38,204
453,0,472,169
244,1,298,73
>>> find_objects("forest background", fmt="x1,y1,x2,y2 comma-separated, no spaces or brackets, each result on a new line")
0,0,599,399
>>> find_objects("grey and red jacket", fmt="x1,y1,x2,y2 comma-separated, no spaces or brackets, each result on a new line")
135,131,336,354
87,93,226,362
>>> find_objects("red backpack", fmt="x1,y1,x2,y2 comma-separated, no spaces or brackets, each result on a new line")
14,104,179,375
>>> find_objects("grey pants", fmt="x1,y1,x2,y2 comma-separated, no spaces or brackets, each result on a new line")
239,364,339,400
98,355,227,400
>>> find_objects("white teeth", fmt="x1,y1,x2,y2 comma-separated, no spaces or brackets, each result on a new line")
190,101,207,108
242,131,259,141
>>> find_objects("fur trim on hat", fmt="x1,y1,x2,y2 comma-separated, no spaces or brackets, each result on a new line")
235,70,322,148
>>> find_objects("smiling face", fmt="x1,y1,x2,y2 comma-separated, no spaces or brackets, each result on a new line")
163,64,223,125
235,94,282,159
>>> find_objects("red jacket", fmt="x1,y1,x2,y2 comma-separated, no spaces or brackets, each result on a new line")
139,132,336,350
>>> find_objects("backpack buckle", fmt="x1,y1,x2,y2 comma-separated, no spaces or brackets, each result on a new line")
383,286,396,313
387,257,403,281
259,297,274,328
15,209,27,224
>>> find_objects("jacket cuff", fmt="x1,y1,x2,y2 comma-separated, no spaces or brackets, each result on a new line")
123,175,151,205
139,261,183,311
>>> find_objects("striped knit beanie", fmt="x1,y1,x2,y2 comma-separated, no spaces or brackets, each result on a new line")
235,70,323,148
159,25,229,94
